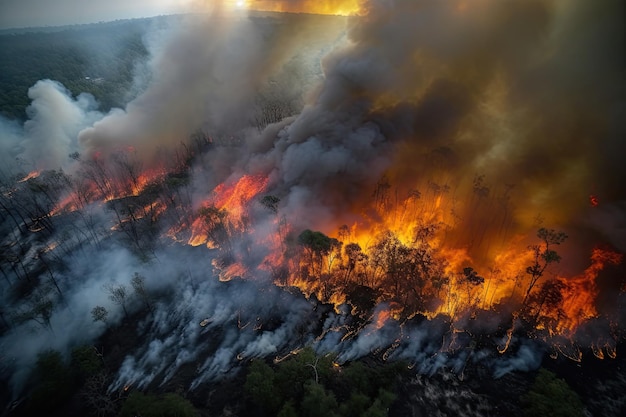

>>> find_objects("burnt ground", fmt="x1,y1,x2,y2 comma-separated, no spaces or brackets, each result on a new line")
3,294,625,417
93,308,626,417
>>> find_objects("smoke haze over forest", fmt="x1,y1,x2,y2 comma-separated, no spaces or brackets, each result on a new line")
0,1,625,415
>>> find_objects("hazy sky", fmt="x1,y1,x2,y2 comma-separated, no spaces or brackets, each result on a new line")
0,0,186,29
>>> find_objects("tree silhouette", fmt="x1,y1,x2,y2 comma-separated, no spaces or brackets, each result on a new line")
523,228,568,306
91,306,109,323
104,283,129,319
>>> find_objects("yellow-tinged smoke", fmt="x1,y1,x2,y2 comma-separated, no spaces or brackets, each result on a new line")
198,0,363,15
248,0,362,15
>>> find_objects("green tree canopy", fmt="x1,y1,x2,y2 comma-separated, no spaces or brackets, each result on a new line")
521,368,584,417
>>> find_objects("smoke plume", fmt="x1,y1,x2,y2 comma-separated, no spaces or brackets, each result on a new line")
0,0,624,403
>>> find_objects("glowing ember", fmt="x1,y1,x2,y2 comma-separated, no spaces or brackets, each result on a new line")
373,308,391,330
188,174,269,247
231,0,362,16
18,170,41,182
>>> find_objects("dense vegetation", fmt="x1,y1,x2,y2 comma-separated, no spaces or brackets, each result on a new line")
244,347,402,417
0,19,151,120
0,14,623,417
520,368,584,417
9,337,594,417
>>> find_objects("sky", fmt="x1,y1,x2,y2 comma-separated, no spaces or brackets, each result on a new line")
0,0,188,29
0,1,361,30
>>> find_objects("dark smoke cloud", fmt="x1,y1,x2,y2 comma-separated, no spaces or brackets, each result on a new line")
232,0,625,236
194,0,624,373
105,0,626,392
1,0,624,401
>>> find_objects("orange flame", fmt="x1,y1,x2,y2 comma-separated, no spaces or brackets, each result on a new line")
18,170,41,182
189,174,269,247
555,248,623,334
235,0,363,16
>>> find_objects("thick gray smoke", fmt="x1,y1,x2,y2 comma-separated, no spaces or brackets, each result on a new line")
77,6,344,166
183,0,626,243
0,0,623,402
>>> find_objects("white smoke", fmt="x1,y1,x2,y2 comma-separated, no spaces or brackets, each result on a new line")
0,80,101,173
109,269,319,392
491,340,544,378
0,244,142,393
1,0,623,404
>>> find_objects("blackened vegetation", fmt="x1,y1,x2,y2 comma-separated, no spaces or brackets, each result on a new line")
0,112,623,417
1,11,625,417
5,289,624,417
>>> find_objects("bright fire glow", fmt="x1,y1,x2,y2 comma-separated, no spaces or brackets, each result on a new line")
188,174,269,247
18,170,41,182
240,0,362,16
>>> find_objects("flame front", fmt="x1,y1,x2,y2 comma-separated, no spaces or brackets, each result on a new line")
10,0,623,369
229,0,363,16
189,174,269,247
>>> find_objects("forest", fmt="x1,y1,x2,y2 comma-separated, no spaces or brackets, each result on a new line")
1,2,625,417
0,18,151,120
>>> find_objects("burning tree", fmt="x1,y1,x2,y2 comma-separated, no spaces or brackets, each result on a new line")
461,266,485,313
526,279,567,333
297,229,341,299
197,205,233,253
298,229,339,278
523,228,568,306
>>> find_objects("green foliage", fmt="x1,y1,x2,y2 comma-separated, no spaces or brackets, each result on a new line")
521,368,584,417
363,389,396,417
301,381,339,417
71,345,102,377
244,347,400,417
0,20,149,120
277,400,298,417
344,362,376,397
26,350,74,413
260,195,281,213
340,391,371,417
244,360,282,414
119,391,197,417
274,349,318,402
298,229,334,255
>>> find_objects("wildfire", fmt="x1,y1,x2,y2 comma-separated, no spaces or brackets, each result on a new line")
555,248,623,334
18,170,41,182
214,259,248,282
240,0,363,16
200,166,620,359
50,145,619,358
373,308,391,330
48,193,79,217
188,174,269,247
